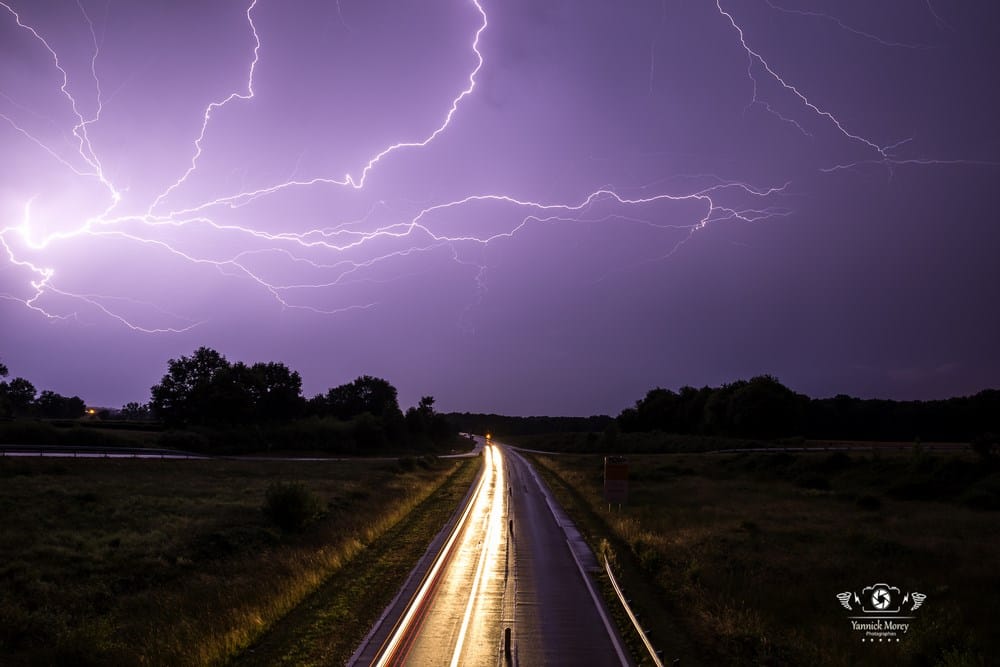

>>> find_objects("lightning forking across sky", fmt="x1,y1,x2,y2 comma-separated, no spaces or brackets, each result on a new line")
0,0,990,334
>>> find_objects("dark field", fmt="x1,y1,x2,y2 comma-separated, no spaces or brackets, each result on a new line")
532,447,999,667
0,455,473,665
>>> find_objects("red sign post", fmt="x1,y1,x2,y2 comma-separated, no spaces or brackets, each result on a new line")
604,456,628,506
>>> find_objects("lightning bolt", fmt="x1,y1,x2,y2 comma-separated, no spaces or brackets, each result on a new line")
762,0,929,50
0,1,117,196
0,0,994,334
148,0,262,214
714,0,889,156
924,1,952,32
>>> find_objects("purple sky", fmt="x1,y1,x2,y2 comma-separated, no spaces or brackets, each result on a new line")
2,0,998,416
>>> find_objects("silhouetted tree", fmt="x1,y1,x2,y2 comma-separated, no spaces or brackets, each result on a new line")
4,377,36,417
326,375,401,420
619,379,1000,443
702,380,746,435
725,375,806,438
248,361,304,421
405,395,435,429
36,390,86,419
405,395,453,445
120,402,150,421
150,347,231,426
150,348,304,426
305,393,328,417
0,362,8,418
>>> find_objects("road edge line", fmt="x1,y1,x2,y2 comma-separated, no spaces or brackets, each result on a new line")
509,447,631,666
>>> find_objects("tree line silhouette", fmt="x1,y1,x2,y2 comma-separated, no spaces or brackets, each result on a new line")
617,375,999,443
146,347,454,453
4,354,997,448
1,349,455,454
0,361,87,419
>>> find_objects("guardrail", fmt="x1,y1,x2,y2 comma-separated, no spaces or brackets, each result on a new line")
604,554,664,667
512,443,970,458
0,445,209,459
709,443,970,454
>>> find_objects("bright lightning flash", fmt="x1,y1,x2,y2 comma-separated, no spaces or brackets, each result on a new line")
0,0,989,332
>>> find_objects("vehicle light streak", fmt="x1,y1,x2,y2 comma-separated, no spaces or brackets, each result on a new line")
449,444,504,667
373,443,504,667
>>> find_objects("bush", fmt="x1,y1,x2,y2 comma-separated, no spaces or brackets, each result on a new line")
263,482,324,532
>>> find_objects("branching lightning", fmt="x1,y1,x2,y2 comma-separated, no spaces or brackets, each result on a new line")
0,0,991,333
149,0,262,215
763,0,928,50
714,0,889,157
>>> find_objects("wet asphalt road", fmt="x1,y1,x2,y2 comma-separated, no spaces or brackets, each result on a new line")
503,447,628,666
365,441,629,666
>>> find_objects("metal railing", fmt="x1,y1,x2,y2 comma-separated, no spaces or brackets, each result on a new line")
604,554,664,667
0,444,208,459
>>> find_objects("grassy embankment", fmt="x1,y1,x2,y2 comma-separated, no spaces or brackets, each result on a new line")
0,453,478,665
527,440,998,667
0,419,466,457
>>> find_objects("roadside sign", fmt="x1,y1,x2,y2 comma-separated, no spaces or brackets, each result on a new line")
604,456,628,505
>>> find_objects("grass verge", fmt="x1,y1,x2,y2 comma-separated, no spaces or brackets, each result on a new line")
0,454,474,665
527,453,705,666
528,448,999,667
235,457,479,666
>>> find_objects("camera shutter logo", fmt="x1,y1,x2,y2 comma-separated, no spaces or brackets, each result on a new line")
836,583,926,643
871,586,892,610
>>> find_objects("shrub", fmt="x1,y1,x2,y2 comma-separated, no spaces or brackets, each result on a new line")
263,482,324,532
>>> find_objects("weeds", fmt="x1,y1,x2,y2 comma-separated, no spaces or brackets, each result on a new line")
534,450,1000,666
0,456,463,665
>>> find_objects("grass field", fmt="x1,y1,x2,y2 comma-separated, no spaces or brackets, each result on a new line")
0,454,474,665
530,447,999,667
